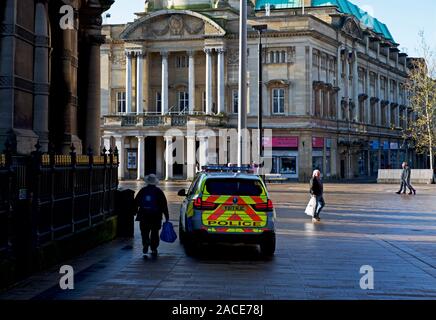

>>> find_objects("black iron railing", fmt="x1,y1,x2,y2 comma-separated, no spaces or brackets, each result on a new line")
0,142,119,254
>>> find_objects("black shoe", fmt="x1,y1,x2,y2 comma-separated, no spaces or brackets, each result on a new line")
143,246,148,255
151,250,158,257
396,191,401,194
413,190,416,195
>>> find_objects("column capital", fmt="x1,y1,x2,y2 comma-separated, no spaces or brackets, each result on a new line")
186,135,196,140
161,51,169,58
216,47,226,54
136,135,145,141
187,50,196,57
204,48,213,55
164,135,173,141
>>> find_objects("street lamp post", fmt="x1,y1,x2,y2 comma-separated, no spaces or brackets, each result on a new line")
238,0,247,167
253,24,268,164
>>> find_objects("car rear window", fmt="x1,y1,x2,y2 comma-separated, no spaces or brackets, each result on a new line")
204,178,264,196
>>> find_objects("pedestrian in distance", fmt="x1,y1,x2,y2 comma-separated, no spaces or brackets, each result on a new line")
134,174,169,257
309,169,325,223
396,162,416,195
405,163,417,195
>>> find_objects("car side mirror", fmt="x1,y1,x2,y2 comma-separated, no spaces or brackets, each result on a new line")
177,189,187,197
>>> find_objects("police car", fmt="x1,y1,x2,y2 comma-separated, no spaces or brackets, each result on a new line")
177,166,276,256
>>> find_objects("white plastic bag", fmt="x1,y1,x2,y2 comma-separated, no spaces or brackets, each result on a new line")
305,196,316,217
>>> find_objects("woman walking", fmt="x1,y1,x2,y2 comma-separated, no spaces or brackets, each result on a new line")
309,170,325,223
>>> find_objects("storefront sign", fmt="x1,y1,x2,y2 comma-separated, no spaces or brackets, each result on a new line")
370,140,380,150
312,137,325,148
263,137,298,148
383,141,390,150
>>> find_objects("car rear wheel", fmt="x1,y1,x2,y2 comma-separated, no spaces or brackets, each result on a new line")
260,232,276,257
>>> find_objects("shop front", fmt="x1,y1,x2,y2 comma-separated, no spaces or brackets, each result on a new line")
263,137,299,179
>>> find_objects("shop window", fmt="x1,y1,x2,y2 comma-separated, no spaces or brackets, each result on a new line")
312,156,323,172
280,157,297,175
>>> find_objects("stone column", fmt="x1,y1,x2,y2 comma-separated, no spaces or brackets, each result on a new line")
137,136,145,180
204,48,213,114
345,50,350,119
161,51,169,115
198,136,209,168
186,135,196,180
115,136,125,180
352,50,359,121
102,135,111,152
377,73,382,125
188,51,195,113
331,138,338,176
136,52,144,114
217,48,226,114
365,68,370,124
84,34,106,152
337,47,344,119
125,51,133,114
32,0,50,152
164,136,173,181
387,78,391,127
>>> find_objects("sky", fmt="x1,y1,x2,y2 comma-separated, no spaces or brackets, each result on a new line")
103,0,436,57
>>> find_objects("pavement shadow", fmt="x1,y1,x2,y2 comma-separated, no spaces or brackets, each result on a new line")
186,243,274,263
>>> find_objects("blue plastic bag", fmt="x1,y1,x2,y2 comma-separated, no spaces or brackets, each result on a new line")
160,221,177,243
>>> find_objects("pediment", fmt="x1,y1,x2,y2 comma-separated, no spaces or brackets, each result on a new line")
341,17,363,40
120,10,226,41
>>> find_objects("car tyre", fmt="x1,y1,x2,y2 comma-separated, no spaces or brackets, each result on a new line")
260,232,276,257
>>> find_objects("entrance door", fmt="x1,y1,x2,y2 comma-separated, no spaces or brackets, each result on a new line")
340,159,345,179
144,137,157,175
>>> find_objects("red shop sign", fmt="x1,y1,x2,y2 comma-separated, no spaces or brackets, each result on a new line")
263,137,299,148
312,137,325,148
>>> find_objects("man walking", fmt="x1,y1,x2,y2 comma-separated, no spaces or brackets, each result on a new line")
396,162,416,195
134,174,169,256
310,170,325,222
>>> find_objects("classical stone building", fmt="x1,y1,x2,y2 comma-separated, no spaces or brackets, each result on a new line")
0,0,113,155
101,0,421,181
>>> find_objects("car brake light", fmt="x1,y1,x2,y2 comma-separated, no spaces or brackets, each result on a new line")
193,197,218,210
254,199,274,211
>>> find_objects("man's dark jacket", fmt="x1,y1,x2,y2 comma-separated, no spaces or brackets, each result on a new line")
134,185,169,226
310,177,324,196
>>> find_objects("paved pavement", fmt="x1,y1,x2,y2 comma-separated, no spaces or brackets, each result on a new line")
1,182,436,300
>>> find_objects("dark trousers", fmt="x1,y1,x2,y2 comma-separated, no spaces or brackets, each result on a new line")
399,181,415,193
315,196,325,218
139,221,160,251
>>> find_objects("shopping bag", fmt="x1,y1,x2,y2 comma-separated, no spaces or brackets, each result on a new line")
305,196,316,217
160,221,177,243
